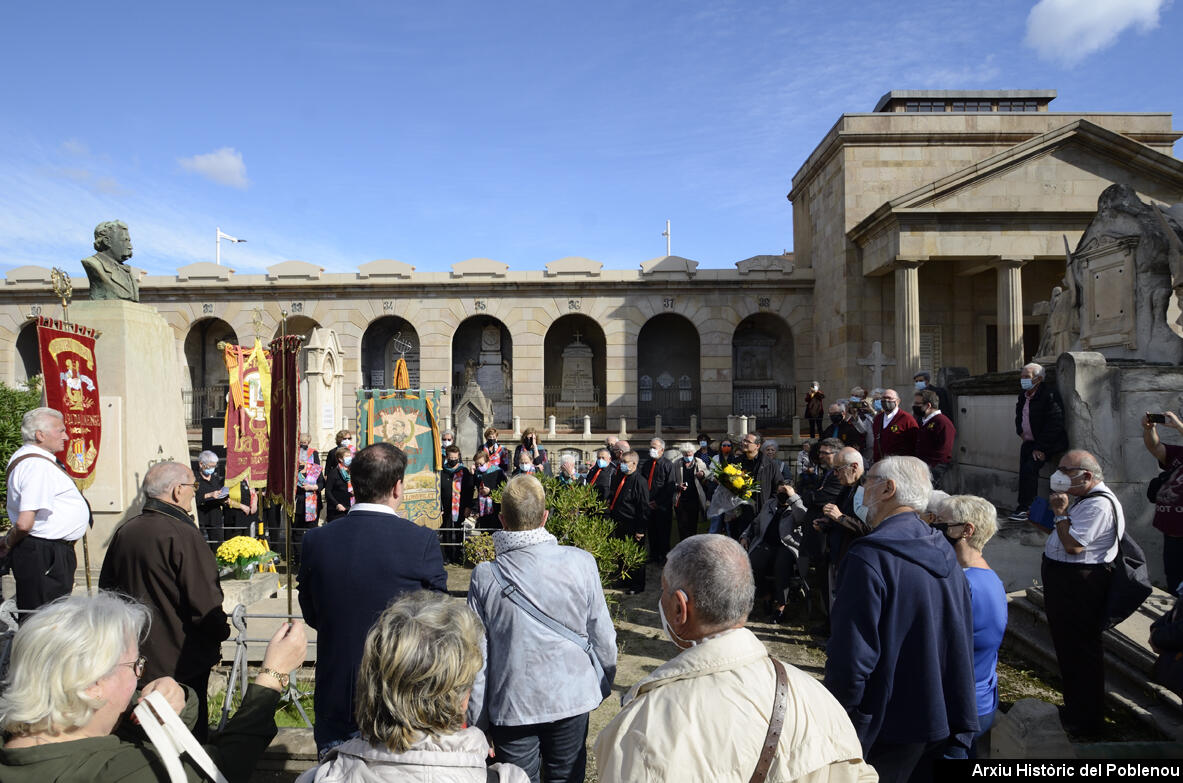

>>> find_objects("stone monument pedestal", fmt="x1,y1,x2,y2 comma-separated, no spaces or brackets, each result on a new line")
70,300,192,568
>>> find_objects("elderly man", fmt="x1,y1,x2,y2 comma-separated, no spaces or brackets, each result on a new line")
1009,362,1068,522
609,450,650,594
823,403,862,450
816,447,871,606
2,408,90,613
584,447,616,502
99,460,230,740
1043,450,1123,737
467,475,616,783
674,442,709,544
641,437,676,564
825,456,977,782
740,479,807,622
872,389,918,461
595,535,874,783
298,442,448,756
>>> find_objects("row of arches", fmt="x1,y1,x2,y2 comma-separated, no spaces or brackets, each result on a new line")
13,310,796,430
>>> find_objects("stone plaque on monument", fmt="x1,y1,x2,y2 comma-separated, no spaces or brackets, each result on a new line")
1079,237,1137,351
558,335,595,406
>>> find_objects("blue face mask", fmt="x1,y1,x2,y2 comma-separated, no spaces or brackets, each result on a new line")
850,396,861,403
914,381,926,391
1020,378,1034,390
621,465,632,475
596,458,608,468
873,399,883,412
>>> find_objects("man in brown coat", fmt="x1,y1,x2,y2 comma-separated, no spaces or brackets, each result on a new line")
99,460,230,739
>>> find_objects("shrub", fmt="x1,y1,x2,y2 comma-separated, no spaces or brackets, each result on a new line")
0,377,44,530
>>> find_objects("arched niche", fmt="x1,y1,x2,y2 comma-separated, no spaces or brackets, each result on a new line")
15,320,40,385
731,313,796,425
273,314,320,342
183,318,238,426
361,316,420,390
637,313,700,428
450,316,512,453
543,314,606,430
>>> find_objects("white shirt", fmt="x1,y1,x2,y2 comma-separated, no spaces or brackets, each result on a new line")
922,410,941,425
881,407,899,428
1044,482,1121,564
350,502,397,517
5,444,89,541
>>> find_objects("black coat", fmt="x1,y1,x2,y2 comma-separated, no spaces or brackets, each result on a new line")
298,508,448,749
640,456,676,509
99,498,230,686
584,462,616,503
324,467,353,521
609,471,650,536
440,466,475,523
1014,382,1069,456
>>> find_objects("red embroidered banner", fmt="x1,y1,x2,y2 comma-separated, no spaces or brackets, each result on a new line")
223,339,271,496
36,316,101,488
265,334,302,516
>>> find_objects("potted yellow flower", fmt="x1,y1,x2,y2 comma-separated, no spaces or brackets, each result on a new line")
216,535,279,580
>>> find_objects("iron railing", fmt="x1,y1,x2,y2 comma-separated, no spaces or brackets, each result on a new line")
731,384,797,427
183,385,229,428
637,387,699,429
543,387,605,430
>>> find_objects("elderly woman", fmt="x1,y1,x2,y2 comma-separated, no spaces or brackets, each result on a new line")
194,450,228,547
674,442,709,543
297,591,527,782
931,494,1008,758
556,453,582,486
0,591,306,782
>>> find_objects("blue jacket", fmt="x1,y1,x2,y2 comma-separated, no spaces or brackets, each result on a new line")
824,510,978,753
297,506,448,749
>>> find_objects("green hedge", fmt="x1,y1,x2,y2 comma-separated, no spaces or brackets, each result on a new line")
0,378,45,530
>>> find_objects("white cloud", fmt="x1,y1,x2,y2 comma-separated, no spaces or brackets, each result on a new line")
1025,0,1168,67
178,147,250,189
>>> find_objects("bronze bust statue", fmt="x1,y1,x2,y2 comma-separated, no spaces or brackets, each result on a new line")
81,220,140,302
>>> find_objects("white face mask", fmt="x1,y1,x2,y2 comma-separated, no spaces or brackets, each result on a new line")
658,593,697,649
853,485,869,524
1049,470,1076,492
442,439,453,447
649,448,660,459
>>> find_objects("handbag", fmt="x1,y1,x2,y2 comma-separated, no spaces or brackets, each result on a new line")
1148,467,1173,504
133,691,228,783
1083,491,1153,629
1151,598,1183,696
487,561,611,698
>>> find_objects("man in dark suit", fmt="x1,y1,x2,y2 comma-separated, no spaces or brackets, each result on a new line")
298,442,448,757
640,437,676,564
609,450,650,594
584,447,616,503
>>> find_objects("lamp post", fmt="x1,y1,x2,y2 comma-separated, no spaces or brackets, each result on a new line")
216,227,246,265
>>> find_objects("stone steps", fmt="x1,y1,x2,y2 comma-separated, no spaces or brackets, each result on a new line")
1004,585,1183,741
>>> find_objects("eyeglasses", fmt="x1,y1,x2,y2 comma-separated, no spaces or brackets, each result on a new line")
119,655,147,678
931,521,964,533
834,463,857,472
818,450,836,456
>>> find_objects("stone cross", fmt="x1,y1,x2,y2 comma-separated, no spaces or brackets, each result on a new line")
857,340,896,390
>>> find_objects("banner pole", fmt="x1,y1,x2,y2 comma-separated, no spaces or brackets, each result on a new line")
280,311,294,618
82,533,92,595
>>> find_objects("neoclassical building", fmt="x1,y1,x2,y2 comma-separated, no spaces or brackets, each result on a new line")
3,89,1181,455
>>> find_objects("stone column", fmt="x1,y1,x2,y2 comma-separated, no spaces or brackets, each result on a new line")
996,259,1027,372
894,261,922,388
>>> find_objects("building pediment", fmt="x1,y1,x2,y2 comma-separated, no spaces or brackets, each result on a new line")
4,265,54,285
640,255,699,276
544,256,602,276
266,260,323,280
736,254,794,275
451,258,509,277
176,262,234,282
357,259,415,279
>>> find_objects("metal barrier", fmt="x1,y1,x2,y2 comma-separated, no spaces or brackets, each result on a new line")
219,604,314,730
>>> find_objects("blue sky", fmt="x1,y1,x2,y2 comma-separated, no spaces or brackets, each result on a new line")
0,0,1179,276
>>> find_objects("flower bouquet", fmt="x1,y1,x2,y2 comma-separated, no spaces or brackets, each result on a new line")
216,535,279,580
706,461,760,519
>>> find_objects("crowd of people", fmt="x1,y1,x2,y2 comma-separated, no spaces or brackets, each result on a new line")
3,354,1181,780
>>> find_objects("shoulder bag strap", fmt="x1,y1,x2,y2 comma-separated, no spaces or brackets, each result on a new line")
487,561,609,692
5,453,94,529
1082,490,1123,540
135,691,229,783
749,656,789,783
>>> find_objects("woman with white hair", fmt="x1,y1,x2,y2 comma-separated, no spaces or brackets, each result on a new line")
297,591,527,782
931,494,1007,758
556,452,582,486
0,591,306,782
194,450,229,547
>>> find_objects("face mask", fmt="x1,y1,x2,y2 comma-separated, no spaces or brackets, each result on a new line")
1049,470,1075,492
299,443,310,450
442,439,453,447
850,396,861,403
810,385,819,391
882,400,897,413
873,400,882,412
683,455,694,463
445,458,459,468
912,405,926,419
721,445,732,453
343,456,353,467
777,490,790,505
658,594,697,648
699,440,708,448
853,485,869,524
915,381,927,391
596,458,608,468
649,448,660,459
487,440,497,449
1020,378,1034,391
519,464,533,473
621,465,632,475
342,439,353,447
830,414,843,424
201,466,215,476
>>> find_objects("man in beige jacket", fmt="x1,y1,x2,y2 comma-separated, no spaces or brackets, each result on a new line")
594,535,875,783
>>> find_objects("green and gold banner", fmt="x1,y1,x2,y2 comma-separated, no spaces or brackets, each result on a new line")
357,391,442,529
